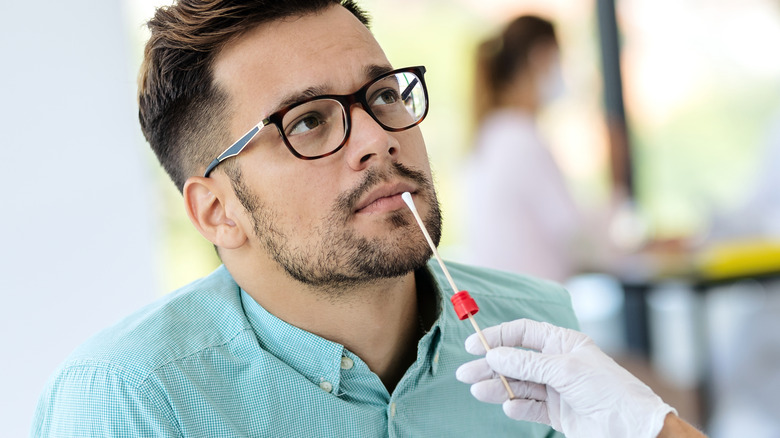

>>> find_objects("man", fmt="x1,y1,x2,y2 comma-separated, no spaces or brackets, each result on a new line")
32,1,703,437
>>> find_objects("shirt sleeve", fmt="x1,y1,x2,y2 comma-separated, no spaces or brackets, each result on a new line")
31,364,180,438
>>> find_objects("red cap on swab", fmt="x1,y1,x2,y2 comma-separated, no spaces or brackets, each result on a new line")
450,291,479,320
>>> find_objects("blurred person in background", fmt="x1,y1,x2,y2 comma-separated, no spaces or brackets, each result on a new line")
462,15,587,283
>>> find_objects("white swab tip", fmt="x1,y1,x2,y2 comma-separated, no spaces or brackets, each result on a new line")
401,192,414,208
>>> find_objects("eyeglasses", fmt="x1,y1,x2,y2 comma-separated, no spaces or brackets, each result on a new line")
203,65,429,177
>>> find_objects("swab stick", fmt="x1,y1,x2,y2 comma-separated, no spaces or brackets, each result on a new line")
401,192,515,400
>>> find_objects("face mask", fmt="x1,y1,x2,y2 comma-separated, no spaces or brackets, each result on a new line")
537,58,566,106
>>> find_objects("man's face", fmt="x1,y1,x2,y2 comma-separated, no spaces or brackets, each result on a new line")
212,5,441,292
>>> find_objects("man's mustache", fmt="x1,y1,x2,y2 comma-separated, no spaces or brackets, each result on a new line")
336,162,431,214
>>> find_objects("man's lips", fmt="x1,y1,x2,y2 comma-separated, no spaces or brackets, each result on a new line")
354,183,417,214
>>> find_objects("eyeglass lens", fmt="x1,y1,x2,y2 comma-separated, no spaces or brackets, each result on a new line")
280,71,427,158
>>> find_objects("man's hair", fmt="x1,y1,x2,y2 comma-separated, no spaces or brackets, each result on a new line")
138,0,370,192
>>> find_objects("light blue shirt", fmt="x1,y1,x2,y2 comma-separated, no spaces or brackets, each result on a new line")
32,260,578,437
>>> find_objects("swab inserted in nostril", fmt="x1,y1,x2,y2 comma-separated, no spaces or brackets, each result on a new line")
401,191,516,400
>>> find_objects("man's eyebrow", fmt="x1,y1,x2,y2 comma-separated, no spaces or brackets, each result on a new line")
269,64,395,114
274,85,329,112
364,64,394,81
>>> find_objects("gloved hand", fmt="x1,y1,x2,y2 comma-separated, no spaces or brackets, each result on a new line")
456,318,675,438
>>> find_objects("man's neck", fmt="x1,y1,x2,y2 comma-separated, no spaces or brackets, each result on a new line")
235,262,432,393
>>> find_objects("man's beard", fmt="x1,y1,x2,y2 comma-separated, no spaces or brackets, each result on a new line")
230,162,442,295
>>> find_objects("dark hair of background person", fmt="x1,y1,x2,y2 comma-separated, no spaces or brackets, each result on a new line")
473,15,557,126
138,0,370,192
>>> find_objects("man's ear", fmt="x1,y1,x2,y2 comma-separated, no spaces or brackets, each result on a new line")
183,176,248,250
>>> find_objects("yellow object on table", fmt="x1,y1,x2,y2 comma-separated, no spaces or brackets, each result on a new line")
696,239,780,281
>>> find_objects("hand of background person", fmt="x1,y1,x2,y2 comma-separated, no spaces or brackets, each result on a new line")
456,318,703,438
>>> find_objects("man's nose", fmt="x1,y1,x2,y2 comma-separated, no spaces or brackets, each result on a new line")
342,104,399,171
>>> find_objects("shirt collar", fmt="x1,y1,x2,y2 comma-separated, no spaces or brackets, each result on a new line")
238,262,448,391
241,290,346,391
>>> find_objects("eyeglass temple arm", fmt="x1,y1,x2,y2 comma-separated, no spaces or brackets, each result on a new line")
203,120,269,177
401,78,419,101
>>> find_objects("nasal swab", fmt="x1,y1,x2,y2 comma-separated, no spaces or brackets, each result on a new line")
401,192,515,400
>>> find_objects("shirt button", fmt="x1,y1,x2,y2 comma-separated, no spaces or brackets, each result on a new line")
433,352,440,363
319,381,333,393
340,357,354,370
390,402,397,418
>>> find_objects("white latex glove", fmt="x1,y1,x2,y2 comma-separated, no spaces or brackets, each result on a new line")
455,318,675,438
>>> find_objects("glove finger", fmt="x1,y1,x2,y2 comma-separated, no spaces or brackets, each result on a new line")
466,319,571,355
455,358,493,384
464,321,530,355
503,398,552,426
497,318,570,354
470,379,508,404
509,380,548,402
464,328,499,355
470,378,548,403
485,346,558,385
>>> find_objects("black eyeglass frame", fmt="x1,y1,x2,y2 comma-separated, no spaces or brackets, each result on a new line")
203,65,429,177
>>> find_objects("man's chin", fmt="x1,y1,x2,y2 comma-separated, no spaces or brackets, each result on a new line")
345,213,415,245
352,241,433,278
288,254,429,295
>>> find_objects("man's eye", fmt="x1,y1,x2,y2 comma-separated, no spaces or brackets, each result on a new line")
287,114,325,136
371,89,400,105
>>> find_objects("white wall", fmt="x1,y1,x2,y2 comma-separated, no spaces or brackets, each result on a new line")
0,1,159,435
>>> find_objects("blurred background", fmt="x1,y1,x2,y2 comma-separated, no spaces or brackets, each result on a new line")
2,0,780,436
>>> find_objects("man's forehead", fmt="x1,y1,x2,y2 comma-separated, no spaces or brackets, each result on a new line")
212,5,390,125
